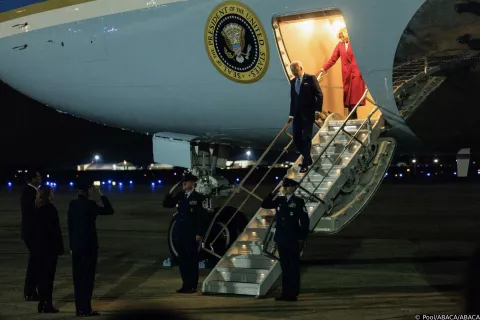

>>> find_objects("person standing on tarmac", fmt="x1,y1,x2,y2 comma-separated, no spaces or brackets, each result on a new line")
20,170,42,301
163,173,208,294
261,178,310,301
68,182,114,317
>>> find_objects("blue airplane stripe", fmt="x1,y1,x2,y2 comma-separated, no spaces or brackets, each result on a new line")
0,0,47,13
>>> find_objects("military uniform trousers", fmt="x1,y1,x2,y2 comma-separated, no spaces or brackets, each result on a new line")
175,236,199,290
277,242,301,298
35,253,58,303
72,249,98,312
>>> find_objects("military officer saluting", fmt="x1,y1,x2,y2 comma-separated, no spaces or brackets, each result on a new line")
261,178,310,301
163,173,208,294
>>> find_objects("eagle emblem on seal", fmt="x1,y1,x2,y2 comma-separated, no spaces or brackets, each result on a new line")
221,23,252,64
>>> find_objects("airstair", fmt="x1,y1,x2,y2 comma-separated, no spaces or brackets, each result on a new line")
393,53,480,120
201,89,397,297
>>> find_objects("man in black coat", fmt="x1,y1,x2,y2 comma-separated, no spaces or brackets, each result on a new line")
261,178,310,301
163,173,208,293
20,170,42,301
68,182,114,317
288,61,323,173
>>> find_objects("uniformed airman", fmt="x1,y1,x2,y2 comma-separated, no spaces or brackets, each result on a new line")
163,173,208,294
261,178,310,301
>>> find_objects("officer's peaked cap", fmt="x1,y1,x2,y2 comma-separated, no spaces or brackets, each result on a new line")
183,173,198,182
282,178,300,187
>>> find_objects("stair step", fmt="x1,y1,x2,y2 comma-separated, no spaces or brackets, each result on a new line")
225,254,277,269
203,280,260,295
329,119,372,126
216,267,269,283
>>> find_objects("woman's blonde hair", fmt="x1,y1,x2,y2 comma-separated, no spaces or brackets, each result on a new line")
36,185,53,208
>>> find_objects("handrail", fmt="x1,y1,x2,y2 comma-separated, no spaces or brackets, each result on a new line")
202,121,291,256
294,88,369,189
260,89,380,257
202,117,325,257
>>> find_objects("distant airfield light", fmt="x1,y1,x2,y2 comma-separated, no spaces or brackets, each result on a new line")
94,155,100,161
93,181,101,186
151,182,155,186
406,168,411,172
434,159,439,163
112,181,116,186
411,159,416,163
427,173,431,177
399,174,403,177
47,174,50,178
129,181,133,184
454,172,457,175
102,182,105,185
275,176,279,180
246,150,251,157
70,182,74,186
119,182,123,186
7,182,12,187
158,180,162,184
108,180,112,184
236,178,240,182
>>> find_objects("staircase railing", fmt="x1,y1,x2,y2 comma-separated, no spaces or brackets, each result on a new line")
201,116,330,259
261,89,381,259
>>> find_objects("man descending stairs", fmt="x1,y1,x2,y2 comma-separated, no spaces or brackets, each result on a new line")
260,178,309,301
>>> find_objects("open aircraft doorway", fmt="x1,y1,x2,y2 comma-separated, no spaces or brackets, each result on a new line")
272,9,381,120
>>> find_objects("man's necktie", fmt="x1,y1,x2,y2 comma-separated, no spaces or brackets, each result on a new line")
295,77,301,95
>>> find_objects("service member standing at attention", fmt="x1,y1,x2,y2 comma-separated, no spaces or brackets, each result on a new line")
163,173,208,294
68,182,114,317
20,171,42,301
288,61,323,173
261,178,310,301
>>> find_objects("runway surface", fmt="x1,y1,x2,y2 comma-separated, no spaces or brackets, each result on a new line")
0,182,478,320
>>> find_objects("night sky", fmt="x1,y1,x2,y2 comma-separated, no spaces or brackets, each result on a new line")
0,81,152,169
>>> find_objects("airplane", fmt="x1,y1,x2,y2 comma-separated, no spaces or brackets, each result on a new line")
1,0,479,283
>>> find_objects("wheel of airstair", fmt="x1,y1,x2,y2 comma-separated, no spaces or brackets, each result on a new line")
168,206,248,266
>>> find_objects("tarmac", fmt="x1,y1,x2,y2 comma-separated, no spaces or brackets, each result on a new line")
0,182,478,320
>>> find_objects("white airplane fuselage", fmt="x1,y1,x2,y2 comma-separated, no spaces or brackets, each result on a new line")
0,0,424,147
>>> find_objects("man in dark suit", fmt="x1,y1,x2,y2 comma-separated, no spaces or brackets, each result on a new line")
68,181,114,317
261,178,310,301
288,61,323,173
163,173,208,293
20,170,42,301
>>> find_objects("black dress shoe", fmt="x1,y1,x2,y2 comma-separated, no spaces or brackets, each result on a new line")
24,294,39,301
275,296,298,301
77,310,100,317
38,302,59,313
177,288,197,294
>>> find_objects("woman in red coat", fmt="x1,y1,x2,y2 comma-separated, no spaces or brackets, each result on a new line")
321,28,366,119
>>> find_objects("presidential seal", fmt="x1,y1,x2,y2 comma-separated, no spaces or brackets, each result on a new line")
205,1,270,84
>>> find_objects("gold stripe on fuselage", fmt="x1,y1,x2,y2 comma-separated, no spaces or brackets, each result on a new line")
0,0,95,23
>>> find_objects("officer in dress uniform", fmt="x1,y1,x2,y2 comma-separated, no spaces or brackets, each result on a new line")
261,178,310,301
68,181,114,317
163,173,208,294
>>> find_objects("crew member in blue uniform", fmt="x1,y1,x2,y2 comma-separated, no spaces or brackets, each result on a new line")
261,178,310,301
163,173,208,293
